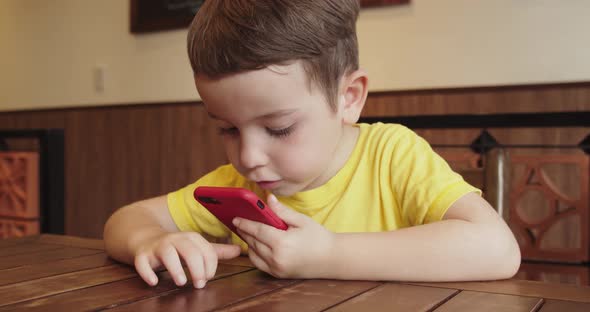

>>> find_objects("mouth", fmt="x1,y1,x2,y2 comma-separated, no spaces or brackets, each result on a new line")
256,180,281,190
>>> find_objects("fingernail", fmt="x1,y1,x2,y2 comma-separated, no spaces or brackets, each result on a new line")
269,194,277,204
150,277,158,286
232,218,240,226
178,275,187,286
196,280,207,289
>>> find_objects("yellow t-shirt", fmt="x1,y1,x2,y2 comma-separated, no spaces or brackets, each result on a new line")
167,123,480,250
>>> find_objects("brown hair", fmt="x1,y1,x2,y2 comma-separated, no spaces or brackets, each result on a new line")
187,0,360,110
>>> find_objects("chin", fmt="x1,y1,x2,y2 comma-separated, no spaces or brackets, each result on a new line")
270,184,301,197
272,189,294,197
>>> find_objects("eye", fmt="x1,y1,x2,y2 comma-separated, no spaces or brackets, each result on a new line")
266,125,294,138
218,127,239,137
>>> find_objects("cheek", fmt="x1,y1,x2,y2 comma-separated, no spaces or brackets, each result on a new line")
272,130,333,177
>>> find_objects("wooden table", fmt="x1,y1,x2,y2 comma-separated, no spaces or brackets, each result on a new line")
1,235,589,311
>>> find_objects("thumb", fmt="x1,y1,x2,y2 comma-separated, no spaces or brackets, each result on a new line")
212,243,241,260
266,194,307,227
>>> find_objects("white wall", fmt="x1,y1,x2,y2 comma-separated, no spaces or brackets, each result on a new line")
360,0,590,91
1,0,589,111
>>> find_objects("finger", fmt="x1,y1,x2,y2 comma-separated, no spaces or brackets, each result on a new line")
247,247,271,274
134,253,159,286
192,236,217,284
233,217,280,247
198,244,242,287
172,238,205,288
236,228,256,249
211,243,241,260
237,229,272,259
267,194,306,227
157,244,187,286
189,236,240,281
190,235,219,284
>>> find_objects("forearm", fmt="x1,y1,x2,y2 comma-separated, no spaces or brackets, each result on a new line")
103,205,168,264
321,220,520,282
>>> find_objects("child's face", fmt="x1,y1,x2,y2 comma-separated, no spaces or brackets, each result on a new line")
195,61,355,197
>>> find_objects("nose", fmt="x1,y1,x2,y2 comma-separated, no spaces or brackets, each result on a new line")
238,135,268,170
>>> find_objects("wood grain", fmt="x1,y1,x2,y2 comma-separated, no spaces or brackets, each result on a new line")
0,264,137,307
412,279,590,303
326,283,458,312
0,264,251,312
362,82,590,117
37,234,104,250
516,261,590,286
0,242,63,257
220,279,380,311
62,103,227,238
0,253,114,286
2,236,590,311
434,290,543,312
539,299,590,312
106,270,300,312
0,247,102,270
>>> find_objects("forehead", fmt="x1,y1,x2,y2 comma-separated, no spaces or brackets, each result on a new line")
196,62,308,95
195,62,323,122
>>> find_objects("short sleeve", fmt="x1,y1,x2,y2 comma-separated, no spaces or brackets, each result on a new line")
388,127,481,226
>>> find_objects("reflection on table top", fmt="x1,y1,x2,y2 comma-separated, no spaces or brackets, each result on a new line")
1,234,589,311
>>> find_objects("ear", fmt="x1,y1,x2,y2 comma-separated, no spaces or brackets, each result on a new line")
339,69,369,125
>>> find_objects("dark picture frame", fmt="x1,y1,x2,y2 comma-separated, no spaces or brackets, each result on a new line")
130,0,204,33
360,0,410,7
130,0,410,34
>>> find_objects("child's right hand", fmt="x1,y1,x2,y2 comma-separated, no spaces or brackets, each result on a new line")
133,232,241,288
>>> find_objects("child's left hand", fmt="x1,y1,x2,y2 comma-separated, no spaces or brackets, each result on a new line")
232,194,334,278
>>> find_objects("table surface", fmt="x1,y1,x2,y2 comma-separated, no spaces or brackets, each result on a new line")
1,235,589,311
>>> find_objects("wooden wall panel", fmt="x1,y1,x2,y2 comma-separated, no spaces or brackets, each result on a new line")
361,83,590,117
62,104,227,237
0,82,589,238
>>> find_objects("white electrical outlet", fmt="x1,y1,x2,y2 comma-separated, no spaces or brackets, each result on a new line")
93,65,106,93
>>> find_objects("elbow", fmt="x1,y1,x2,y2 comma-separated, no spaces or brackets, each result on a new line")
103,207,127,260
492,230,522,280
103,212,117,256
103,208,119,241
103,211,114,239
500,241,521,279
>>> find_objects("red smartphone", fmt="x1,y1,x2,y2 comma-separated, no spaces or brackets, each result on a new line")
194,186,288,237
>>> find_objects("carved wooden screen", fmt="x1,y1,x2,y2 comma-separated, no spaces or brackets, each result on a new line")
0,152,40,238
509,154,589,263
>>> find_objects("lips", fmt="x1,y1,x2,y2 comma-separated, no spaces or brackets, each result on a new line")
256,180,281,190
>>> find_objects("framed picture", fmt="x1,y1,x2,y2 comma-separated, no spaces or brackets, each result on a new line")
130,0,410,34
130,0,204,33
360,0,410,7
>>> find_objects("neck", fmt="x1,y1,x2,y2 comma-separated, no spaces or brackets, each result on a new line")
307,124,360,190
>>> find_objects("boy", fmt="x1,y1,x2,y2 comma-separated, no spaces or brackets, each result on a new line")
104,0,520,289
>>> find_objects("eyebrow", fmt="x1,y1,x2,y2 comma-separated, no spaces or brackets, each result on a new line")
207,109,298,121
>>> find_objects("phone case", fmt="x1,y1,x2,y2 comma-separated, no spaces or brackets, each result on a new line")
194,186,288,236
